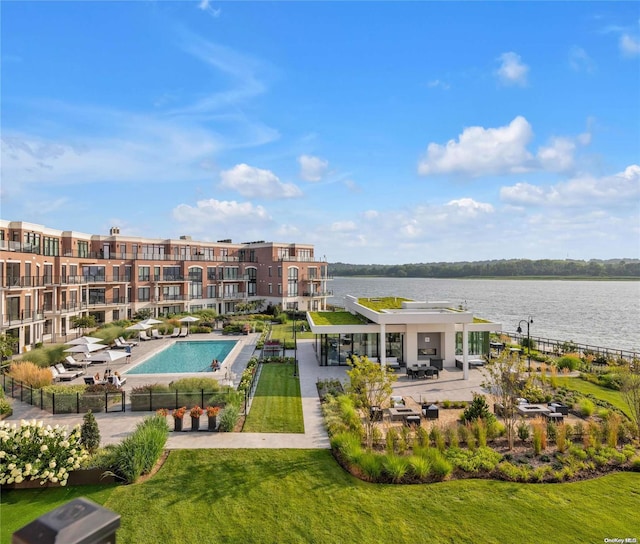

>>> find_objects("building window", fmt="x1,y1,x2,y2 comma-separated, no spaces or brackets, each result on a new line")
278,284,282,295
188,267,203,281
138,266,150,281
77,241,89,258
86,288,106,304
138,287,150,301
190,283,203,299
207,285,216,298
207,267,216,280
288,267,298,297
164,266,181,281
83,266,105,282
268,266,272,277
247,267,257,296
268,283,272,294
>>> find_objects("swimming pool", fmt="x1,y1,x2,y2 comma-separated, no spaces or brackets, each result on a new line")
126,340,237,375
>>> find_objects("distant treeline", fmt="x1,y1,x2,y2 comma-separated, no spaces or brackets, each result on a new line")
329,259,640,278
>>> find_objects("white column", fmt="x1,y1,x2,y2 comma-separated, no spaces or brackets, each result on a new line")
462,323,469,380
379,323,386,367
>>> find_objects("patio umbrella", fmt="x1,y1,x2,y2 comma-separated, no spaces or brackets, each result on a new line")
64,343,107,354
139,318,162,327
88,349,129,373
126,322,152,338
66,336,105,345
179,316,200,334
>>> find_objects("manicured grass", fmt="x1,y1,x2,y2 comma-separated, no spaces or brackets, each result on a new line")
242,363,304,433
3,450,638,543
557,376,631,417
1,485,117,543
270,323,314,342
358,296,409,311
308,311,367,325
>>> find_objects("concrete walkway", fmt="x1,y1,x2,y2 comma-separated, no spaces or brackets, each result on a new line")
4,337,486,449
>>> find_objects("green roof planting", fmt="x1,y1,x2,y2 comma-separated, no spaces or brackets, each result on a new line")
357,297,410,312
308,311,369,326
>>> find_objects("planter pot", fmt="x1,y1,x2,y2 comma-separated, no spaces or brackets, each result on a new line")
208,415,217,432
174,417,183,432
191,416,200,432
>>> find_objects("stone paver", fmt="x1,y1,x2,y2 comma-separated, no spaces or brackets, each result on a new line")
4,336,486,449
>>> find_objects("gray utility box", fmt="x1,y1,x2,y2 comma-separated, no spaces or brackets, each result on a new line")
13,497,120,544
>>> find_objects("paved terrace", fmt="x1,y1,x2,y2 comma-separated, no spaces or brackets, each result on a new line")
6,336,487,449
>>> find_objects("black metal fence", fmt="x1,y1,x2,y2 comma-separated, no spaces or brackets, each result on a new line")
506,332,638,363
1,376,125,414
130,389,237,412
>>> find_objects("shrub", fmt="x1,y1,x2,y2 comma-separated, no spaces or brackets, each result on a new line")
407,455,431,479
169,377,221,391
331,432,362,463
358,452,383,480
423,448,452,480
578,398,596,417
8,361,53,388
556,355,581,371
445,447,502,473
381,454,409,482
386,427,399,455
460,394,495,424
0,420,89,486
109,415,168,484
218,404,240,432
0,398,12,416
556,423,569,454
630,457,640,472
80,411,101,454
517,420,530,443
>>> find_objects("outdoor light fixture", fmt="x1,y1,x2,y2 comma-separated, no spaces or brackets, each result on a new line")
516,317,534,371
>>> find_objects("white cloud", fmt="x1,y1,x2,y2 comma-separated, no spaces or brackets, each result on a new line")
446,198,495,217
198,0,221,18
427,79,450,90
298,154,329,182
536,137,577,172
418,116,534,177
569,46,596,73
330,221,357,232
172,198,270,226
495,52,529,86
620,33,640,57
219,163,302,199
500,164,640,207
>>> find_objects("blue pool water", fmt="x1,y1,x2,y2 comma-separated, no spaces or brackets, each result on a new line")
126,341,237,374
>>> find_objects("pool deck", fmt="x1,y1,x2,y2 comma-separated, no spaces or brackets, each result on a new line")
6,334,487,450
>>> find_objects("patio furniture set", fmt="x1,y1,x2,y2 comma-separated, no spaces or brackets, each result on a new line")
406,363,440,380
495,400,569,422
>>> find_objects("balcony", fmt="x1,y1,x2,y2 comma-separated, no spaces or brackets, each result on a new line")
1,310,46,325
302,290,333,297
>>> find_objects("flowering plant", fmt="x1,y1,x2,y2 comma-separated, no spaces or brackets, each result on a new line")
190,405,204,418
172,406,187,419
0,419,89,486
206,406,220,417
156,408,169,417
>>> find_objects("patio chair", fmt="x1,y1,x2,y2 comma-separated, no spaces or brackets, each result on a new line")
84,376,107,386
151,329,163,340
55,363,82,379
107,375,127,387
65,355,88,368
139,331,152,341
119,336,138,347
178,327,189,337
113,338,129,349
169,328,180,338
50,366,76,382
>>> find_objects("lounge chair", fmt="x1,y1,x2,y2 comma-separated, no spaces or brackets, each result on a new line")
170,328,180,338
113,338,129,349
178,327,189,337
65,355,89,368
50,366,77,382
151,329,163,339
55,363,83,379
119,336,138,347
139,330,152,341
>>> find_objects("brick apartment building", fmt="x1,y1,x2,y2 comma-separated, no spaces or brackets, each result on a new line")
0,220,331,354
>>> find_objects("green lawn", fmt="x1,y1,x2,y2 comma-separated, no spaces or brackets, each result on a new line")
3,450,638,544
242,363,304,433
557,376,631,417
270,322,314,342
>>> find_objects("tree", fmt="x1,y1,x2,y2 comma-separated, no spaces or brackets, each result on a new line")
71,315,97,335
346,355,397,450
0,334,18,365
620,362,640,440
482,350,529,450
80,410,101,454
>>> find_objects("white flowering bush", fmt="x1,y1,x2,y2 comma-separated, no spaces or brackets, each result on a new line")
0,419,89,486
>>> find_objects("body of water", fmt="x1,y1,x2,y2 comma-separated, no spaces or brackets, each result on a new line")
126,340,237,374
328,277,640,353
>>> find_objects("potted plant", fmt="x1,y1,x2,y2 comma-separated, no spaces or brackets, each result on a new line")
190,405,204,431
172,406,186,432
206,406,220,431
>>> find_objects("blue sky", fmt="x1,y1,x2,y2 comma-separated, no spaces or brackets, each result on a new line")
2,1,639,264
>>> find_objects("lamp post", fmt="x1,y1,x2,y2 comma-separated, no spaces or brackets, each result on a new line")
293,310,298,377
516,317,534,371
